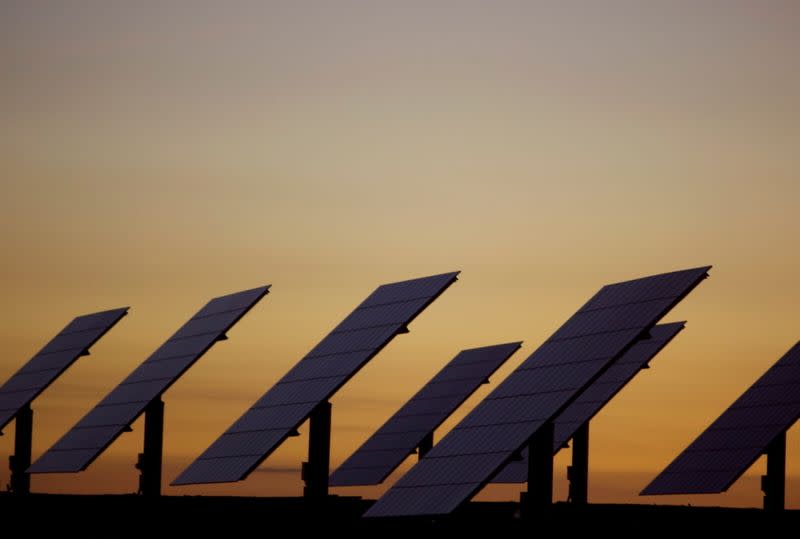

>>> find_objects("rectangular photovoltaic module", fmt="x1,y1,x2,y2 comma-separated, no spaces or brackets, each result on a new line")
330,342,522,486
0,308,129,433
172,272,459,486
365,267,710,517
28,286,270,473
492,322,684,483
642,341,800,495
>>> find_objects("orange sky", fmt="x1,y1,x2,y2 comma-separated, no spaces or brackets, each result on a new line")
1,2,798,508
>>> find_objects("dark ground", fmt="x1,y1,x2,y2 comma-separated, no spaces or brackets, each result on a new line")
2,493,797,535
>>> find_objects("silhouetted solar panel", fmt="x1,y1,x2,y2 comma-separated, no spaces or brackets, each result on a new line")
641,341,800,495
0,308,129,433
27,286,269,473
330,342,522,486
491,322,684,483
364,267,710,517
172,272,459,486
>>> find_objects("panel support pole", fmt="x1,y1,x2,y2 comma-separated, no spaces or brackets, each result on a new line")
9,403,33,495
136,398,164,497
568,421,589,505
762,431,785,512
303,400,332,501
417,431,433,460
523,420,554,518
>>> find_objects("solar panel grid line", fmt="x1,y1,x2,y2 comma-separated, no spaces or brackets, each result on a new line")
172,272,459,486
17,351,90,376
37,328,112,356
120,356,197,385
491,322,685,483
393,395,466,417
330,343,521,486
641,340,800,495
27,286,270,474
305,326,401,359
0,307,129,433
365,267,710,517
355,431,434,453
0,370,61,393
278,351,371,383
60,323,117,336
74,402,144,428
227,403,312,432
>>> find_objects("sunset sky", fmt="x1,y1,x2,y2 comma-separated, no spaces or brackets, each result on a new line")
1,2,798,508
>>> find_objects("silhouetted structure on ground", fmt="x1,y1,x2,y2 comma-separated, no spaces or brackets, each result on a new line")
0,308,128,494
643,340,800,511
28,287,270,497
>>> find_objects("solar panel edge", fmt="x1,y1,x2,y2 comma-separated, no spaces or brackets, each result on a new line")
213,284,271,299
171,432,293,485
28,423,131,474
34,307,130,355
330,448,411,486
381,272,458,332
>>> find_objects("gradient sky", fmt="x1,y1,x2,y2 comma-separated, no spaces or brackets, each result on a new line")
1,1,798,508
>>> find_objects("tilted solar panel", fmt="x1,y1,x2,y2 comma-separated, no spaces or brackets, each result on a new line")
28,286,270,473
172,272,459,486
330,342,521,486
0,308,129,433
365,267,710,517
492,322,684,483
642,341,800,495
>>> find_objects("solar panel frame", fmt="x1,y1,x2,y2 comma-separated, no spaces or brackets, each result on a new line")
329,342,522,486
641,341,800,495
0,308,129,433
27,286,270,474
172,272,459,486
364,266,710,517
491,322,685,483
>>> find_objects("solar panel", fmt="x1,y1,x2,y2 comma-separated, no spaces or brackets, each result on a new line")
27,286,270,473
330,342,522,487
364,267,710,517
0,308,129,433
491,322,685,483
641,341,800,495
172,272,459,486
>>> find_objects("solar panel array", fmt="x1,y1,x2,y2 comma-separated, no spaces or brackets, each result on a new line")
330,342,522,486
28,286,270,473
172,272,459,486
642,340,800,495
492,322,685,483
364,266,710,517
0,308,129,433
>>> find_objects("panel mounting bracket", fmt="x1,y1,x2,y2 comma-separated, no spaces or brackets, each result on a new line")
761,431,786,511
567,421,589,505
522,420,554,518
417,431,434,460
8,403,33,495
303,400,332,501
135,398,164,497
